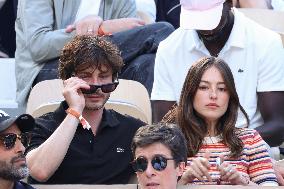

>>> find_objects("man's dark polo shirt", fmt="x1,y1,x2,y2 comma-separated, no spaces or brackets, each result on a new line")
26,101,145,184
14,181,35,189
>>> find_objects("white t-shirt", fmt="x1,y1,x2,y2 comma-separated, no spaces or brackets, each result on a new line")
136,0,156,22
75,0,101,22
272,0,284,11
151,8,284,129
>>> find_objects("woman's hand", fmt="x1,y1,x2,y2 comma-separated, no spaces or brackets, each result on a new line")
273,159,284,185
179,152,212,185
218,156,249,185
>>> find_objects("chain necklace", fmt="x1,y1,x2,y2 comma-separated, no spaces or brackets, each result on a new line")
203,131,222,144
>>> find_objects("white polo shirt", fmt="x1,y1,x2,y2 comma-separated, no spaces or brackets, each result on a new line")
151,8,284,129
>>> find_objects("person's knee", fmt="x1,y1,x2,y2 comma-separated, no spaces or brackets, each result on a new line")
120,54,155,94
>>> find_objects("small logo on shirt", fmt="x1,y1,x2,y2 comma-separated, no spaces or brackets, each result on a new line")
238,68,244,73
117,147,125,153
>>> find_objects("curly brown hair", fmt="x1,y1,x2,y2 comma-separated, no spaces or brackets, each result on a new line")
58,35,124,80
177,57,249,158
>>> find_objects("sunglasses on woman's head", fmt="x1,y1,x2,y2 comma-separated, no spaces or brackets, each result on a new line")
0,133,30,150
131,155,175,172
81,82,119,94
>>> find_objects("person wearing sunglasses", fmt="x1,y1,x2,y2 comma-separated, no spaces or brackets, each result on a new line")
131,123,187,189
25,35,146,185
0,110,36,189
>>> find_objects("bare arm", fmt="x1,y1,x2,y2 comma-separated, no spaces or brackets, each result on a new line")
255,91,284,147
65,0,144,35
66,17,145,35
26,77,89,181
100,18,145,34
236,0,272,8
151,100,176,123
27,115,79,181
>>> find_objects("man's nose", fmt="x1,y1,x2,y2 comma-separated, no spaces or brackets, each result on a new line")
88,76,98,84
14,138,25,153
144,162,156,178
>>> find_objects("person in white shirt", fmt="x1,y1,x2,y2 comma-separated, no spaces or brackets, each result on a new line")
271,0,284,10
151,0,284,150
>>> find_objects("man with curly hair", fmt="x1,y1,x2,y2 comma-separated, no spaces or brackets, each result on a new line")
15,0,174,107
25,35,146,184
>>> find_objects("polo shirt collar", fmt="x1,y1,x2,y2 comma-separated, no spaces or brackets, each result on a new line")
100,109,120,128
189,30,204,51
187,31,209,55
187,8,246,54
223,8,246,49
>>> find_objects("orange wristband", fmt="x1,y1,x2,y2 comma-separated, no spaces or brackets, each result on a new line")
66,108,91,130
98,24,112,36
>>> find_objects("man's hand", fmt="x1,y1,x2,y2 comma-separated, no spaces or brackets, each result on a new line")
273,160,284,185
63,77,89,114
100,18,145,34
65,15,103,35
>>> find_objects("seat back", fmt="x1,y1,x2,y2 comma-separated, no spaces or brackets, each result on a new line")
107,79,151,124
26,79,64,115
26,79,152,123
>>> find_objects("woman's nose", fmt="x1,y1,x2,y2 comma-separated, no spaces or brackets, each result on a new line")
209,89,217,99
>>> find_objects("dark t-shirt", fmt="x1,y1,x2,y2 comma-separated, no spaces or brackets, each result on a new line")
26,101,145,184
14,181,35,189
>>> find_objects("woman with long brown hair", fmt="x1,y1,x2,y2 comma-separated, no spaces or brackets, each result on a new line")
176,57,278,185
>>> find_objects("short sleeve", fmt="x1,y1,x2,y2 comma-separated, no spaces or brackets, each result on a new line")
151,44,176,101
257,34,284,92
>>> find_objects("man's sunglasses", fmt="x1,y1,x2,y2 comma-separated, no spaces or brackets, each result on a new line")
131,155,175,172
0,133,30,150
81,82,119,94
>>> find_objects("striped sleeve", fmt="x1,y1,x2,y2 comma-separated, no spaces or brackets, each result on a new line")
246,130,278,186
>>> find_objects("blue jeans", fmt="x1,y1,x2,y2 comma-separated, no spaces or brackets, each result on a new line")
34,22,175,95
